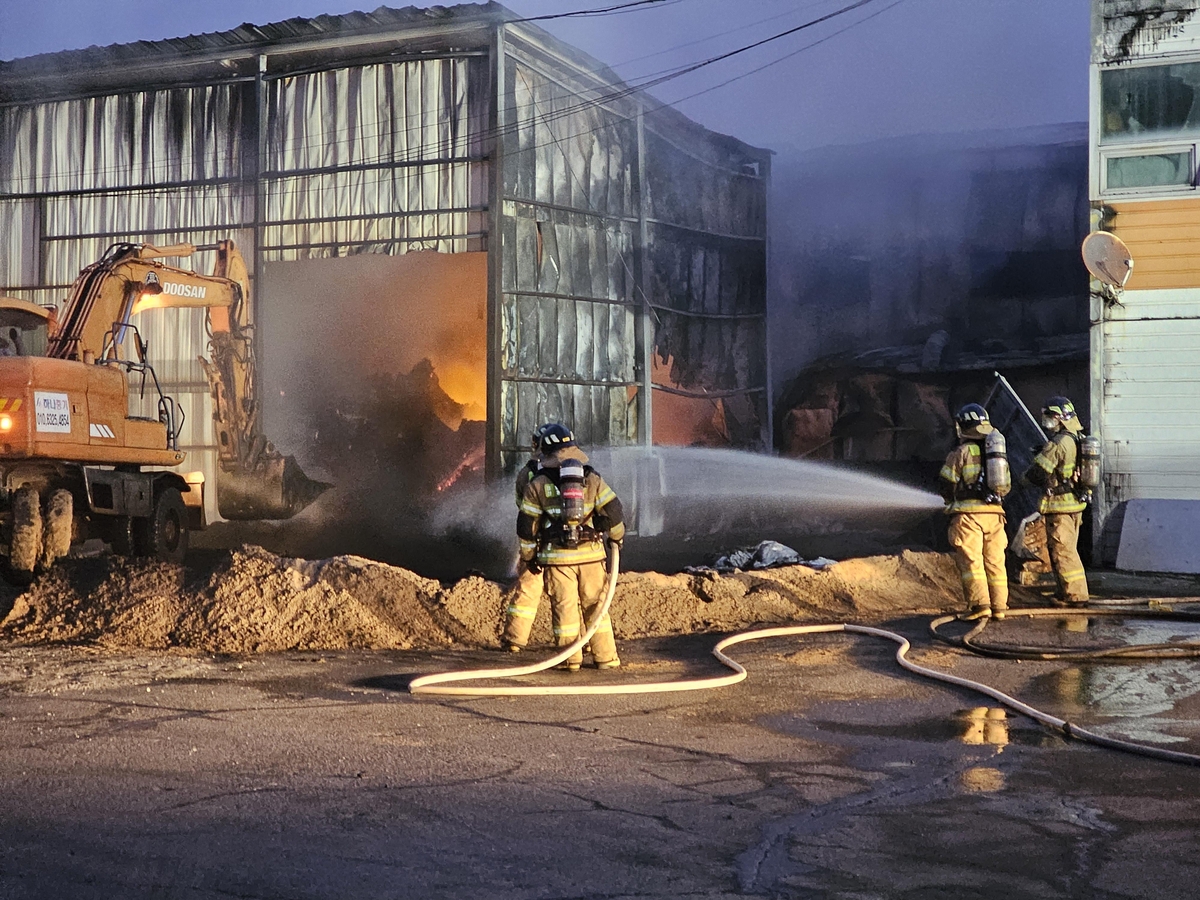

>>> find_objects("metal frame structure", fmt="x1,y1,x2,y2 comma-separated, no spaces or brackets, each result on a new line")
0,2,770,496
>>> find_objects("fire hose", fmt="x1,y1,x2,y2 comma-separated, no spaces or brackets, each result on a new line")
410,553,1200,765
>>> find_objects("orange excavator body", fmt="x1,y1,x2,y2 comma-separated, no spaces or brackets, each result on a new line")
0,240,329,579
0,354,182,468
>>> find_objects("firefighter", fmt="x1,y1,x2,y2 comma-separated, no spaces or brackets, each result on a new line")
1025,396,1089,604
500,423,555,652
940,403,1010,618
517,424,624,672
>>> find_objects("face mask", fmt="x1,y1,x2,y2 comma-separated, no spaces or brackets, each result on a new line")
1041,415,1058,431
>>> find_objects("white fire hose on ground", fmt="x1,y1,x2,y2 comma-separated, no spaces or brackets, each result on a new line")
409,548,1200,766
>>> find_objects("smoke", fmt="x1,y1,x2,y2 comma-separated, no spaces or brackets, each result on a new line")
260,250,488,467
196,250,502,579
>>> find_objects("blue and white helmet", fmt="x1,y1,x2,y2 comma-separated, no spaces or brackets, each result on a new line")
537,423,576,456
530,422,557,453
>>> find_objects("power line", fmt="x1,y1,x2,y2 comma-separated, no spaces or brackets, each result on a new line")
610,0,833,71
508,0,681,23
0,0,887,190
658,0,906,110
441,0,893,150
0,0,900,240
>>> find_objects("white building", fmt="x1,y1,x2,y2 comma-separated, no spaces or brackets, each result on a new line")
1091,0,1200,570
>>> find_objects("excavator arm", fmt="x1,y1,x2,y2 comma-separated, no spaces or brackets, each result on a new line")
50,240,329,520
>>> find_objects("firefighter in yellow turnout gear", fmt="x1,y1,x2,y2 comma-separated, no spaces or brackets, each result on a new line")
500,424,556,652
1025,396,1090,604
517,424,625,672
940,404,1011,618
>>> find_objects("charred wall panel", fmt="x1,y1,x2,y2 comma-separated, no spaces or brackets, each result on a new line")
642,127,769,449
496,41,640,469
0,85,253,303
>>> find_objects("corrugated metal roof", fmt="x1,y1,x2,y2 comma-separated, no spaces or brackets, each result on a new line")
0,4,507,103
0,2,769,162
1,4,502,72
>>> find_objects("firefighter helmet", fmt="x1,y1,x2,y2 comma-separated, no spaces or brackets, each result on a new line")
537,423,576,456
954,403,994,438
530,422,557,453
1041,396,1082,433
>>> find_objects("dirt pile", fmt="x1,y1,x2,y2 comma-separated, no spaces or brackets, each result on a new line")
0,546,962,653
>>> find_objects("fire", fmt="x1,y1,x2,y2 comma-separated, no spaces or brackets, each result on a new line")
436,444,486,492
430,359,486,427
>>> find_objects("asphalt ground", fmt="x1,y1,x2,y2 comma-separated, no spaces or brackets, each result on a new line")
1,613,1199,899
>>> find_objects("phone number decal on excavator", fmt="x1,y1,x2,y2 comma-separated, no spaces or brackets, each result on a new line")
34,391,71,433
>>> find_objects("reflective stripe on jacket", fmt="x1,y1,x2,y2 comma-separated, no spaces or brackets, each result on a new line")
1031,432,1086,514
939,441,1004,515
515,459,540,507
518,469,625,566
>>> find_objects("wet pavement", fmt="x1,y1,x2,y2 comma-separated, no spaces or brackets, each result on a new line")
1,615,1199,899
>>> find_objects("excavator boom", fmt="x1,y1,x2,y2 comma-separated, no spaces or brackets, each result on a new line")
51,240,329,520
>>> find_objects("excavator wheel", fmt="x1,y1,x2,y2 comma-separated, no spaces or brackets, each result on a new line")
9,486,42,583
39,489,74,570
133,487,188,564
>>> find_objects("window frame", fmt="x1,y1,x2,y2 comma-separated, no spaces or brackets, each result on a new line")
1095,53,1200,199
1099,142,1197,196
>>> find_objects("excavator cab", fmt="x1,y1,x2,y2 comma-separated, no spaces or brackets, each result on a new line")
0,298,51,358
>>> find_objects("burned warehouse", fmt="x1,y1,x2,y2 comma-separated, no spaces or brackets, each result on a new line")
0,2,769,524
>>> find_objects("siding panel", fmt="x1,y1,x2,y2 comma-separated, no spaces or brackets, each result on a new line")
1110,198,1200,290
1101,290,1200,504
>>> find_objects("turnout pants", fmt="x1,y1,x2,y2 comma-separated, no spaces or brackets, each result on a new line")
501,563,545,649
947,512,1008,612
544,561,618,666
1045,512,1088,603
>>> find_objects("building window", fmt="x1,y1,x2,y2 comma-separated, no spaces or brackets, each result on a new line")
1104,149,1194,190
1101,63,1200,142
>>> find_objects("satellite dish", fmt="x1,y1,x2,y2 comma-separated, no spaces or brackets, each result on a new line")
1082,231,1134,288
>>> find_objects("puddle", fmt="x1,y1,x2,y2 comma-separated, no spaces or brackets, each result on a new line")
975,616,1200,745
987,614,1200,651
958,707,1009,748
772,701,1046,751
959,765,1005,792
1029,661,1200,744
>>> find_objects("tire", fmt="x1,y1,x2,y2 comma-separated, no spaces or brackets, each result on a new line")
39,489,73,570
9,485,41,581
134,487,188,563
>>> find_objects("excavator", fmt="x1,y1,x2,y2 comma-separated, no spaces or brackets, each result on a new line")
0,239,329,580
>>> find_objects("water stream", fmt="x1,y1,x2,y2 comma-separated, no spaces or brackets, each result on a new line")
433,445,943,548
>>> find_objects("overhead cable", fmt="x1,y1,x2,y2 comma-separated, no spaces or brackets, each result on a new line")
507,0,680,23
2,0,893,191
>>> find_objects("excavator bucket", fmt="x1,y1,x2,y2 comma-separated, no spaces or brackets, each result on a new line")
215,452,332,521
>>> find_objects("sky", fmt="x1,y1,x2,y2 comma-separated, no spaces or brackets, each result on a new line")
0,0,1091,153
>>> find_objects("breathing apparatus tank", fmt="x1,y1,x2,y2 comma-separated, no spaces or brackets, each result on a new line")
1077,433,1101,491
984,429,1010,497
558,459,587,548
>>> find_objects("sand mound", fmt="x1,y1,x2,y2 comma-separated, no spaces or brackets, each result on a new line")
0,545,962,653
